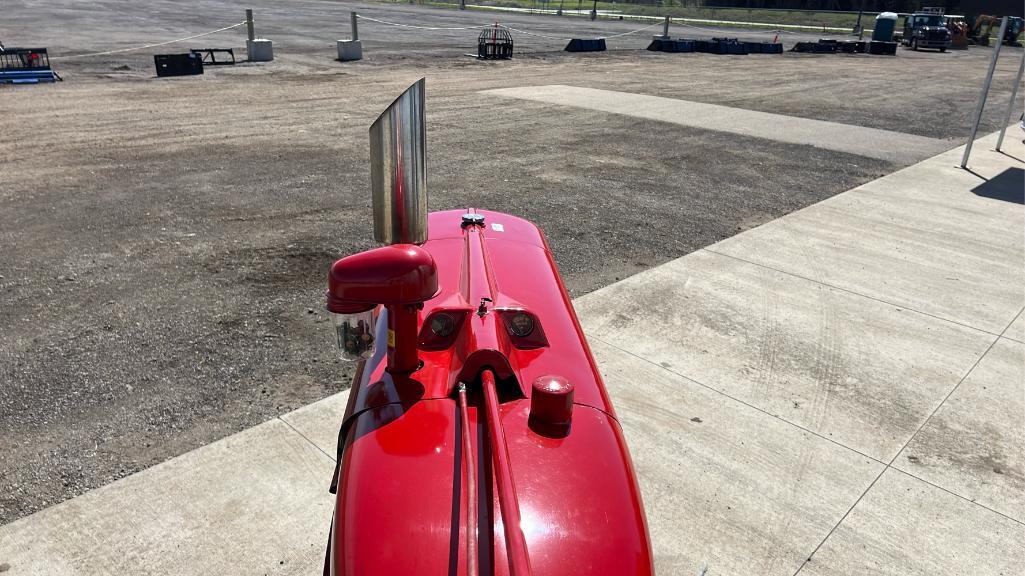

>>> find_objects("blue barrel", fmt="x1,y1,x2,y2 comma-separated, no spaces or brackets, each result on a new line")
872,12,898,42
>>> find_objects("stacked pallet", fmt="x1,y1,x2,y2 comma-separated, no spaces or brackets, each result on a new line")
647,37,783,55
791,38,897,55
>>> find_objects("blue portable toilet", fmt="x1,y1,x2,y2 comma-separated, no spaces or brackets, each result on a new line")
872,12,898,42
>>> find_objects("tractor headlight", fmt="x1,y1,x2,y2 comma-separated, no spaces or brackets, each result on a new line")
506,312,535,337
496,309,549,350
430,313,457,337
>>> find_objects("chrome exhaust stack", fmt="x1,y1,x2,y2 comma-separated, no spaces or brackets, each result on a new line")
369,78,428,245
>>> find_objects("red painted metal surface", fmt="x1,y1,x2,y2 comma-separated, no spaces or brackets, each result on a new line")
326,209,652,575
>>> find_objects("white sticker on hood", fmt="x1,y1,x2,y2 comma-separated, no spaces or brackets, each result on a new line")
491,223,504,232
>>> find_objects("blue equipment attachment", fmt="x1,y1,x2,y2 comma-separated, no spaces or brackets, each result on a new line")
0,47,60,85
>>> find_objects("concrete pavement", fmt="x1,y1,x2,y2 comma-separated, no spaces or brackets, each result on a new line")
1,130,1022,575
0,417,336,574
482,85,951,163
574,129,1024,574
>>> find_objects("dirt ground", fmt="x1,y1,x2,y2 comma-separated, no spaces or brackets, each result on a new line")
1,0,1022,524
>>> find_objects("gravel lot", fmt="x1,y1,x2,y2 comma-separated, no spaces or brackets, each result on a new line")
1,0,1022,524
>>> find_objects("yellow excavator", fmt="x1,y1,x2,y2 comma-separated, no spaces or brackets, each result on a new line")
967,14,1024,46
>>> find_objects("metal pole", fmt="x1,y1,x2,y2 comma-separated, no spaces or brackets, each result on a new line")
351,11,359,41
663,15,671,38
996,47,1025,151
245,9,255,42
591,0,597,20
962,16,1008,168
856,0,866,40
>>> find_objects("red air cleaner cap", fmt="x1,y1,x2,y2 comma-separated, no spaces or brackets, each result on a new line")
529,375,575,434
326,244,438,313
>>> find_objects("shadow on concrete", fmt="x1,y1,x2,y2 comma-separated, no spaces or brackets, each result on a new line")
995,149,1025,164
971,167,1024,204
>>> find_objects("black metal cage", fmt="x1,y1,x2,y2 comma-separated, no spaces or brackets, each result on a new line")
0,47,59,84
190,48,236,65
0,47,51,71
478,26,513,60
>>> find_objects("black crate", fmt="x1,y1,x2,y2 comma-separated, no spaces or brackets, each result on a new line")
691,39,711,52
565,38,606,52
670,40,695,53
868,41,897,55
701,39,748,54
792,41,837,53
745,42,784,54
154,53,203,77
725,41,749,54
835,41,868,53
647,38,669,51
698,40,726,54
648,38,695,53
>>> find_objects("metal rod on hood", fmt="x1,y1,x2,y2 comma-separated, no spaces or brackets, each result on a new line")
481,370,533,576
458,383,479,576
369,77,428,245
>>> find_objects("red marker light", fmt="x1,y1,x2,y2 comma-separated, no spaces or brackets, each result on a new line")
529,375,575,437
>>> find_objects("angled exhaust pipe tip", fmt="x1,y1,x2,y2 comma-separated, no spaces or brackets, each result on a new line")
370,77,428,245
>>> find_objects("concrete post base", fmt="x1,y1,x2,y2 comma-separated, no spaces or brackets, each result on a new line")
247,39,274,62
337,39,363,61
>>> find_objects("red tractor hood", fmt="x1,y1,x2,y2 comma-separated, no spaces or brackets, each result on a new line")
328,209,652,575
